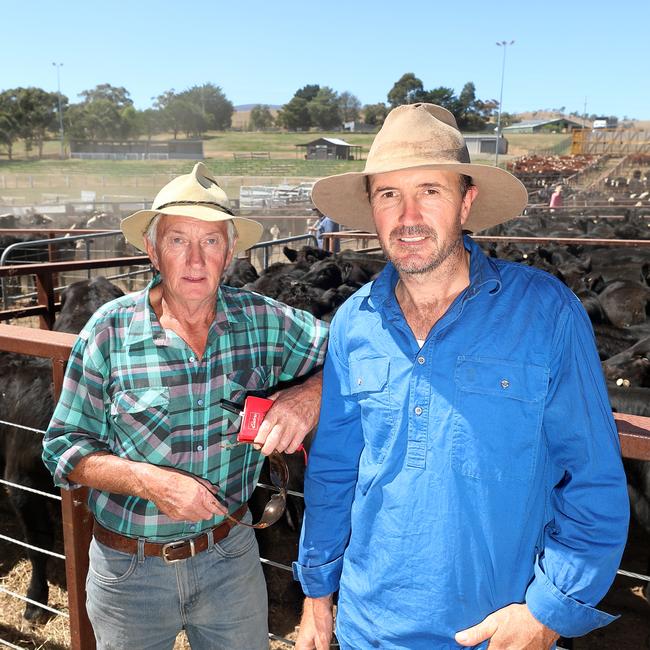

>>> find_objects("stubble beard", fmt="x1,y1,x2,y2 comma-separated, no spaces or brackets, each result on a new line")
381,224,465,275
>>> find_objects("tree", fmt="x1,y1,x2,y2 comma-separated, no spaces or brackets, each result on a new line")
182,83,233,131
363,103,388,127
136,108,163,142
79,84,133,109
418,86,458,113
308,87,341,130
0,108,20,160
119,105,140,140
164,96,206,138
338,91,361,123
155,85,233,136
65,98,122,141
277,95,312,130
249,104,274,130
0,87,62,158
387,73,424,108
295,84,321,102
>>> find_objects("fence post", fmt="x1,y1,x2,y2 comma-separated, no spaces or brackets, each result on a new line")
53,356,96,650
60,489,95,650
35,271,56,330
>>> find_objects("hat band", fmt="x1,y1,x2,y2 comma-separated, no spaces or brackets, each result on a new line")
155,200,234,216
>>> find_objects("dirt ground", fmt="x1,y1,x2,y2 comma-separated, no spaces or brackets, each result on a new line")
1,494,648,649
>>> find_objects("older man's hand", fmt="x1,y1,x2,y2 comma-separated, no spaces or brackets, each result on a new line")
455,603,559,649
254,371,323,455
142,465,228,522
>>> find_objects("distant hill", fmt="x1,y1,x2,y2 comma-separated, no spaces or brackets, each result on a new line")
234,104,282,111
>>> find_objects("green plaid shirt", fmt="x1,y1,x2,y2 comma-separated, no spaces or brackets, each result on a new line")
43,275,328,541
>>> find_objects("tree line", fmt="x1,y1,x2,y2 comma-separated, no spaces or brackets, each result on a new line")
0,73,504,159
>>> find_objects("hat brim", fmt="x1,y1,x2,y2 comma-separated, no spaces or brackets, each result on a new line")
120,205,263,255
311,162,528,234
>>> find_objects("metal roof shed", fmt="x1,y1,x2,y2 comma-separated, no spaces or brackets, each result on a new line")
296,137,362,160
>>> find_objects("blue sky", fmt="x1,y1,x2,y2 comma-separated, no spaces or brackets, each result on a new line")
3,0,649,119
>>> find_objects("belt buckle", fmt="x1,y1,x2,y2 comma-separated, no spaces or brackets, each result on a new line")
161,537,195,564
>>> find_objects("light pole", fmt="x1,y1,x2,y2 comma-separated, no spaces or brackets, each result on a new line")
495,40,514,167
52,62,65,159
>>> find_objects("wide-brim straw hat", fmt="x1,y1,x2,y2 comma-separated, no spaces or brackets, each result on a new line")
311,103,528,233
121,162,263,254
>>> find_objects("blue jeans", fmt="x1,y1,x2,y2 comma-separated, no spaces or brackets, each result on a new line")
86,521,268,650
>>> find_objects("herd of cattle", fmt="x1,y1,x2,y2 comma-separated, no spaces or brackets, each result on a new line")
0,208,649,634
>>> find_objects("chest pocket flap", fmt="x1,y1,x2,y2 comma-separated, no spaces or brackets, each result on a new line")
455,357,548,403
110,387,169,415
348,354,389,395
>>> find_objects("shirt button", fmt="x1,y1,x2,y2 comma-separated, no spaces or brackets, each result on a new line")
417,356,425,365
189,356,195,363
501,379,510,389
414,406,423,415
196,445,203,451
197,399,204,406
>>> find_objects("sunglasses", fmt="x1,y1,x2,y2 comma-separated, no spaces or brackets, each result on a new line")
219,397,291,529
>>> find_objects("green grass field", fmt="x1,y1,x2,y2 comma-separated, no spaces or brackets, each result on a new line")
0,131,572,205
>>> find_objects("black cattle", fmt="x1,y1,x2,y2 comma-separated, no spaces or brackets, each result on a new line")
300,259,343,290
602,336,650,387
0,277,123,621
244,262,305,298
593,323,646,360
222,258,259,288
251,449,308,633
598,281,650,328
609,385,650,602
282,244,330,266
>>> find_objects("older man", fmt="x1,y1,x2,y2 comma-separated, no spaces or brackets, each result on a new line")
293,104,629,649
43,163,328,650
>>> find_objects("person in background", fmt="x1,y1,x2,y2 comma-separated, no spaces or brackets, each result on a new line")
43,163,329,650
309,208,340,252
549,184,564,209
293,104,629,650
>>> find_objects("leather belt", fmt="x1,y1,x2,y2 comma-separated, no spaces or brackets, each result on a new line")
93,504,248,564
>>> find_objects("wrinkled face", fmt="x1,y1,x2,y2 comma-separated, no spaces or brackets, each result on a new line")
144,216,234,306
369,168,478,275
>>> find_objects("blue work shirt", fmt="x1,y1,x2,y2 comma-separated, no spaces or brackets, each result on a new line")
294,235,629,649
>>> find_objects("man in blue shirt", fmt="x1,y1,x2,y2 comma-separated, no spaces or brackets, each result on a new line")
309,208,341,252
293,104,629,649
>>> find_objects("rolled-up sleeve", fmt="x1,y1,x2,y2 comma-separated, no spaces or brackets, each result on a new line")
525,299,629,637
42,328,111,489
293,313,364,597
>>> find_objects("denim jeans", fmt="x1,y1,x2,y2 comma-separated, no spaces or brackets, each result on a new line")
86,521,268,650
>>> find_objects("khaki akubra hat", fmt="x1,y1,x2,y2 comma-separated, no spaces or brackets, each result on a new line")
121,162,263,254
311,103,528,233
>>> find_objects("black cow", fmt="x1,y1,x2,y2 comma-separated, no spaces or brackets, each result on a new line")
0,277,123,621
602,336,650,387
222,258,259,288
598,281,650,328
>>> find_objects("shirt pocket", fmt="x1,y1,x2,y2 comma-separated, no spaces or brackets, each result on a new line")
109,387,171,460
451,357,548,483
347,354,394,464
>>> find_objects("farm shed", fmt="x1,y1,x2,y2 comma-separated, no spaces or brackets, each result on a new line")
296,137,362,160
70,140,204,160
503,118,584,134
463,134,508,155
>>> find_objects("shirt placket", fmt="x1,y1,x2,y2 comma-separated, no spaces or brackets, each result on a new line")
407,349,431,468
189,349,209,477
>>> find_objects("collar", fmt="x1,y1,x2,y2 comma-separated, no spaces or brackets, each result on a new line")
123,275,252,348
367,234,502,313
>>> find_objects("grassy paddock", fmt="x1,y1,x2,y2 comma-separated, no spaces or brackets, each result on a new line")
0,131,569,205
